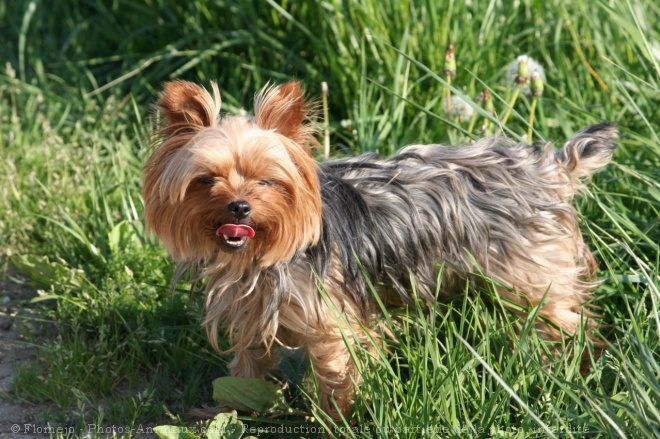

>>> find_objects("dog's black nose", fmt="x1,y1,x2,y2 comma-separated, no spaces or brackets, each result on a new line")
227,200,251,219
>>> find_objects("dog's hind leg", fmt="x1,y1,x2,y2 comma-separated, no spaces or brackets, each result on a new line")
301,299,378,420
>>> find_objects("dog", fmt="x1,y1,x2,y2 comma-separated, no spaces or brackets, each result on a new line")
142,80,617,419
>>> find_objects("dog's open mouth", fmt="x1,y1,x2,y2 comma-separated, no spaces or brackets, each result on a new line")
216,224,255,250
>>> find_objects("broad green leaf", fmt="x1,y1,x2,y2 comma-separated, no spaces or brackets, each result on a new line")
207,411,245,439
10,254,85,289
107,219,139,254
153,425,200,439
212,377,291,414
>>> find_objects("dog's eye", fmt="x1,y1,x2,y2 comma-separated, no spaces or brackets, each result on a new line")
258,180,273,187
198,176,216,186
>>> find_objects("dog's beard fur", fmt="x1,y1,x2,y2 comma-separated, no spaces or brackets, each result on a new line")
143,80,617,418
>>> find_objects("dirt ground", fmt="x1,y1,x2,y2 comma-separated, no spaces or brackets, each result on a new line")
0,266,165,439
0,268,56,438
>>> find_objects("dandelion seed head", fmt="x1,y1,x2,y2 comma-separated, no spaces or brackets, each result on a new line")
505,55,545,91
444,95,474,122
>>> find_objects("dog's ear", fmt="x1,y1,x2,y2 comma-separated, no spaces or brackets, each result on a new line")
156,81,221,134
557,122,618,180
254,82,313,144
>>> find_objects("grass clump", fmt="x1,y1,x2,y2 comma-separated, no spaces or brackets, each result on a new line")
1,0,659,437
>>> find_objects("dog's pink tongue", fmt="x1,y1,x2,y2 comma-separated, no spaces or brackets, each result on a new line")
216,224,255,238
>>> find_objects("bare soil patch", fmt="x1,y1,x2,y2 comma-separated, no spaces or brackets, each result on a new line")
0,267,55,438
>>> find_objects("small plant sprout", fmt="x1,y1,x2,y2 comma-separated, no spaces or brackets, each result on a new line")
443,42,456,115
480,89,494,137
527,70,544,141
530,70,544,97
483,88,495,115
515,56,530,84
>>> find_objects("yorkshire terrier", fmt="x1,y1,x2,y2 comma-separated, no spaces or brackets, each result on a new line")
143,81,617,419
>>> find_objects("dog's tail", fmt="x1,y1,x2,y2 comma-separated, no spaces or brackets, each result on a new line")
556,122,618,181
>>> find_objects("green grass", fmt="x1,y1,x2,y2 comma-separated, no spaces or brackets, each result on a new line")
1,0,659,437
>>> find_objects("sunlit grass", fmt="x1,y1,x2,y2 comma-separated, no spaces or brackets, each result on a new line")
1,0,658,437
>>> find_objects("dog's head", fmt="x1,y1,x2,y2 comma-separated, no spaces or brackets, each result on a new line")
143,81,322,267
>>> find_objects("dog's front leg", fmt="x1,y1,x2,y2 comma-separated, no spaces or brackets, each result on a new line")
228,347,280,379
